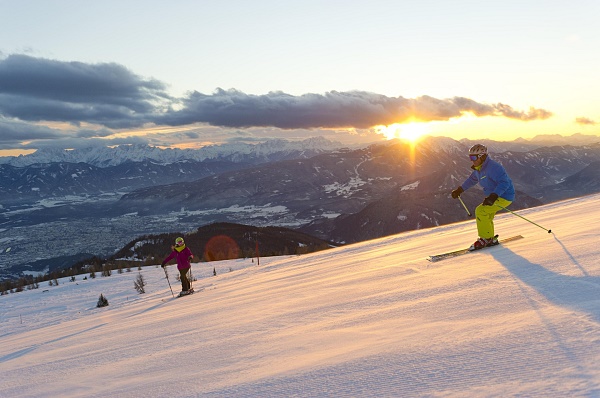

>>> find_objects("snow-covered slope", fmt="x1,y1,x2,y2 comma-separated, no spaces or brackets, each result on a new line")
1,194,599,397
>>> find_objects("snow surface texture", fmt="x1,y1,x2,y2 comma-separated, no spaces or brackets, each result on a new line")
1,194,599,397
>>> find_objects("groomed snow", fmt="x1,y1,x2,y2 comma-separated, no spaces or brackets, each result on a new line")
1,194,599,397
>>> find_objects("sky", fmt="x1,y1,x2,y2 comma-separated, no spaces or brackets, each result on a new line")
1,194,599,396
1,0,599,156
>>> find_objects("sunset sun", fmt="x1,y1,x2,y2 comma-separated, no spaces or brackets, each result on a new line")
376,122,430,142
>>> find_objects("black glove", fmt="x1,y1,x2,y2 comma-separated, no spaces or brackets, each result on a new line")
482,193,498,206
451,186,464,199
161,262,166,268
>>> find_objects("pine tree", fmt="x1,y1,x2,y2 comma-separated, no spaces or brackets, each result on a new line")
134,273,146,294
97,294,109,308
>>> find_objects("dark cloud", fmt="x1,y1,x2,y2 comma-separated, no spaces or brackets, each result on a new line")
158,89,553,129
575,117,596,125
0,54,553,144
0,54,170,128
0,116,121,150
0,117,63,145
75,127,115,138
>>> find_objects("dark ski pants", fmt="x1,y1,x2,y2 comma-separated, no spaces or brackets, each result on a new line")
179,267,191,292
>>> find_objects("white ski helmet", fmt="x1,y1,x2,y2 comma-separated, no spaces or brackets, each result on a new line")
468,144,488,156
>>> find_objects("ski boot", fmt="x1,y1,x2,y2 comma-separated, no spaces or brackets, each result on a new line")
468,235,499,251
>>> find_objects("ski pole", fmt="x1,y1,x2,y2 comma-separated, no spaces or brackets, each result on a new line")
458,196,472,217
496,204,552,233
163,266,175,298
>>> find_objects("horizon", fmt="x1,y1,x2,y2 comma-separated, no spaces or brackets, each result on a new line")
1,131,600,159
1,2,599,156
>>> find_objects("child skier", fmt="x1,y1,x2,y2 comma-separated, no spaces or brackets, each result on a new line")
161,237,194,296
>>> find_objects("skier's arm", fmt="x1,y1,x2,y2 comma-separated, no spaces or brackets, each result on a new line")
161,251,176,266
461,171,478,191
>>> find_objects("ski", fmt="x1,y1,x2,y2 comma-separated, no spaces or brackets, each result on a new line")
161,287,204,302
427,235,524,262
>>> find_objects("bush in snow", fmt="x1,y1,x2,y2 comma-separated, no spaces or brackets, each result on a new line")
101,264,112,277
97,294,109,308
134,273,146,294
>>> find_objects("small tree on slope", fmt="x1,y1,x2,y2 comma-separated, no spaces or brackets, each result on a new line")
134,273,146,294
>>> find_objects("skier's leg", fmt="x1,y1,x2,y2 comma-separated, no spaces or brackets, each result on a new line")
475,204,495,239
496,197,512,210
179,268,190,291
475,198,512,239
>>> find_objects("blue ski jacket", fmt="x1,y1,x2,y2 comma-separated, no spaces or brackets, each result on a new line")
461,156,515,201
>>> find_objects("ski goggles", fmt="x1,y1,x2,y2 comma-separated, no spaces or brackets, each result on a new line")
469,154,480,161
175,240,185,246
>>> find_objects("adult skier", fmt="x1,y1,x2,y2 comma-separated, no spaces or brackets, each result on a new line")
451,144,515,251
161,237,194,296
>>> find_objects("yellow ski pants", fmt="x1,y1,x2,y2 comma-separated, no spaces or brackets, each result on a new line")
475,197,512,239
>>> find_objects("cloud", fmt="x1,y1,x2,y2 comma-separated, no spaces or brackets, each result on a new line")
0,54,171,128
575,117,596,126
491,103,553,121
158,89,553,129
0,117,64,146
0,54,554,152
0,116,123,150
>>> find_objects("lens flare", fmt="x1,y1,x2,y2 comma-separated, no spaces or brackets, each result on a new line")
375,123,429,142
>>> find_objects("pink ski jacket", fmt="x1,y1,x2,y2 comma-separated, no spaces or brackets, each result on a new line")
162,246,193,270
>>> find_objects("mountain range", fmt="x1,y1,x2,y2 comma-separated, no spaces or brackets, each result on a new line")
0,137,343,203
115,137,600,242
1,133,600,279
0,137,345,168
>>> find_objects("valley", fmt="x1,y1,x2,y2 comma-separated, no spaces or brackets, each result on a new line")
1,135,600,280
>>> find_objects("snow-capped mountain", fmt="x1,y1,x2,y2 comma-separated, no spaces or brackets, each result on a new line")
0,137,346,202
116,139,600,241
0,160,245,202
537,160,600,202
3,135,600,280
0,137,345,167
460,132,600,153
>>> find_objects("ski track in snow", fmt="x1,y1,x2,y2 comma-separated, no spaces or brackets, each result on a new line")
1,194,600,397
